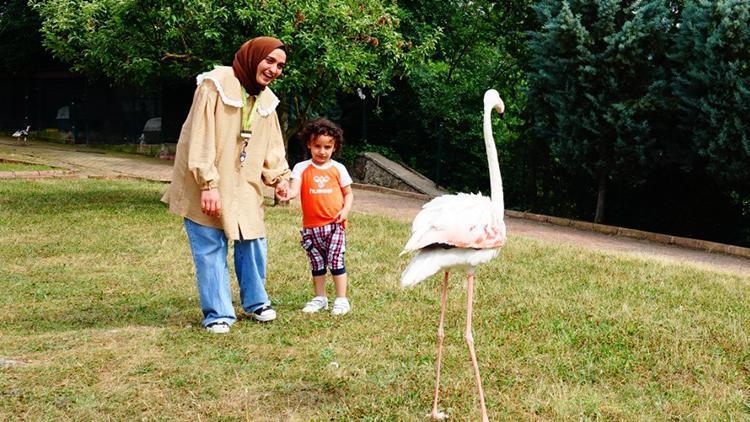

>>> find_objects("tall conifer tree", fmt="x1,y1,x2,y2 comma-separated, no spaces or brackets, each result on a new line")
527,0,673,223
671,0,750,190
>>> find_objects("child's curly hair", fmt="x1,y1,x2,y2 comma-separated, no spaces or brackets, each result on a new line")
297,118,345,154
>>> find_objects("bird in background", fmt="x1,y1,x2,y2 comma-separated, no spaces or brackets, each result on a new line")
400,89,506,421
12,125,30,142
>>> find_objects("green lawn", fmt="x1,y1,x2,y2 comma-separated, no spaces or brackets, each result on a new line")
0,161,54,172
1,179,748,420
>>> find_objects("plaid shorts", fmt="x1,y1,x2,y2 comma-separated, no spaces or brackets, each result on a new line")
300,222,346,276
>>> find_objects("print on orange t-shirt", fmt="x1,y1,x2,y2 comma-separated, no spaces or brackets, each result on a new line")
291,160,353,228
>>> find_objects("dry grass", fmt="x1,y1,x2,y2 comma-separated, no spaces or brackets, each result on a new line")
1,178,749,420
0,161,54,172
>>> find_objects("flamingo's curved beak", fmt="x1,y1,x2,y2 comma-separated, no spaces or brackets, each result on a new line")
484,89,505,118
493,99,505,117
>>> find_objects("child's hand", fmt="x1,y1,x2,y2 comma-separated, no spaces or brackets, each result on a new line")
334,209,349,223
275,179,290,201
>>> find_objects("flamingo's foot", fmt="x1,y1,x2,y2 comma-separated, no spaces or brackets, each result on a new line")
427,410,448,420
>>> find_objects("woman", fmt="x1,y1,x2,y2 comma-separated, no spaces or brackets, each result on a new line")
162,37,291,333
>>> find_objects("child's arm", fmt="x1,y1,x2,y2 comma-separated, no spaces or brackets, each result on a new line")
288,177,301,200
334,185,354,223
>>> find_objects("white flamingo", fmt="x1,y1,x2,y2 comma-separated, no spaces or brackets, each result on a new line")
400,89,506,421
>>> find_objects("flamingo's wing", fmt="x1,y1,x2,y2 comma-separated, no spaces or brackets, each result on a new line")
401,193,506,254
401,247,499,287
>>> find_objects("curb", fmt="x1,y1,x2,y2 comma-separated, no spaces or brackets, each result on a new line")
0,170,77,179
0,157,75,179
0,170,170,183
352,182,432,201
505,210,750,260
87,174,170,183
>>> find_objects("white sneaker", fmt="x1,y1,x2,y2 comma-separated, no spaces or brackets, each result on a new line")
251,305,277,322
331,297,351,316
302,296,328,313
205,321,230,334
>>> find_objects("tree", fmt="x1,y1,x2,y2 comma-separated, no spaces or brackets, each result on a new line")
0,0,48,76
31,0,434,140
527,0,675,223
671,0,750,191
251,1,438,140
376,0,532,196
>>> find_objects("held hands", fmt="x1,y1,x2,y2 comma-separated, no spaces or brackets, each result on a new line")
201,180,288,217
275,179,290,202
200,188,221,218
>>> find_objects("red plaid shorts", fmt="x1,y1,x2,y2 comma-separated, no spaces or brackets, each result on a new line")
300,222,346,276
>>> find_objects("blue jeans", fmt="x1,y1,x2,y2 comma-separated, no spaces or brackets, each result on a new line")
183,218,271,327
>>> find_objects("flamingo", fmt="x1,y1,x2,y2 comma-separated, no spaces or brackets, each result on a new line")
400,89,506,421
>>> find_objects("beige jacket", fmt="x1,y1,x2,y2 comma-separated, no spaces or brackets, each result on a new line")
161,66,290,240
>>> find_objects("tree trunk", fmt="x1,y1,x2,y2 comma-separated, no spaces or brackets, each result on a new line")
594,173,607,224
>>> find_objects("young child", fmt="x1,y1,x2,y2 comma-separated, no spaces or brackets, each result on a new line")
289,118,354,315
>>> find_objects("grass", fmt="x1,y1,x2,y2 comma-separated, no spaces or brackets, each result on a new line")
0,161,54,171
1,178,749,420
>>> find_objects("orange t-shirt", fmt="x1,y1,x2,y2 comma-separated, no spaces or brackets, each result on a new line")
291,160,353,228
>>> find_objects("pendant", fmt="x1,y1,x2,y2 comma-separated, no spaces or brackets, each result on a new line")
240,130,252,140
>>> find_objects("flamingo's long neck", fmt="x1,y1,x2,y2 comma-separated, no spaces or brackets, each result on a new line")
483,104,504,217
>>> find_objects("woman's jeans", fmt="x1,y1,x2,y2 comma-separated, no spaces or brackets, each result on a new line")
184,218,270,327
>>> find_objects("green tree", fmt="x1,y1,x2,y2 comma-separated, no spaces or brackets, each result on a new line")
381,0,532,196
252,1,437,140
31,0,434,140
671,0,750,190
527,0,675,223
0,0,47,75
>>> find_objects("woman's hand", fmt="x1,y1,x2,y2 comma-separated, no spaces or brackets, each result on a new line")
201,188,221,217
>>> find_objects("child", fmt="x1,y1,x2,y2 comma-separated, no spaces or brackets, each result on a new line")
288,118,354,315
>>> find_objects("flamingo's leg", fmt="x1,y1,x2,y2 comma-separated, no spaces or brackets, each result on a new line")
429,271,450,421
465,272,488,422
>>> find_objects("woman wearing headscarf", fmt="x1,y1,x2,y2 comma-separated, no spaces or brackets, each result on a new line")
162,37,291,333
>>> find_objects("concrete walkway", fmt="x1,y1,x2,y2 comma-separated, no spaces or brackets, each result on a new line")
0,138,172,181
1,137,748,277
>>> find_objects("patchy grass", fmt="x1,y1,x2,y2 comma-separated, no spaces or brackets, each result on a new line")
0,161,54,171
0,179,748,420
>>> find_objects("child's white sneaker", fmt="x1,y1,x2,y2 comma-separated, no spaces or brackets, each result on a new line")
331,297,351,316
302,296,328,313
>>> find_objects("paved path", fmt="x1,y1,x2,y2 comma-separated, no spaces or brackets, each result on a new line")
2,137,748,277
0,139,171,181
